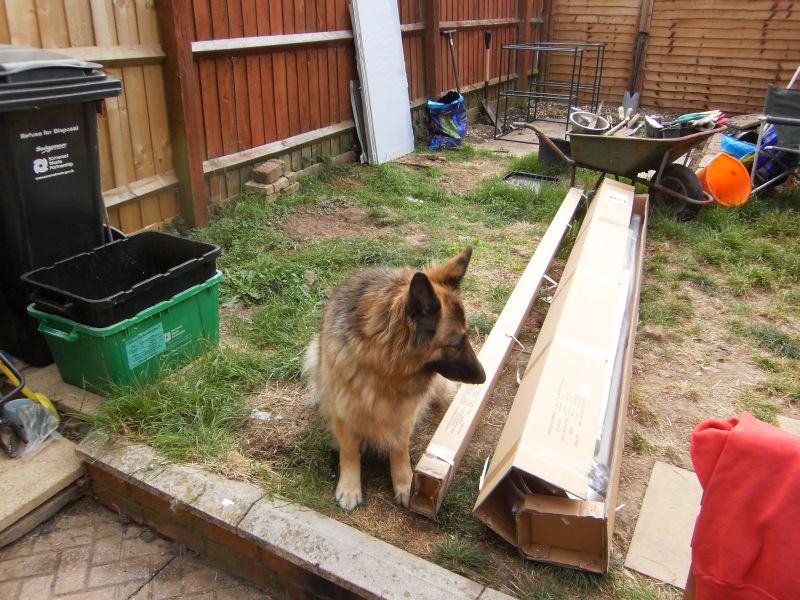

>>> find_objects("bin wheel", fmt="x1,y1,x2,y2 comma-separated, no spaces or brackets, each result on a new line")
654,164,705,220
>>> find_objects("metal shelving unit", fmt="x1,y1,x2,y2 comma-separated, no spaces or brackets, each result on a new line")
493,42,605,142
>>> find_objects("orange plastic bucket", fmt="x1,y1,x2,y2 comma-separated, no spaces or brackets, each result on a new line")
696,153,752,207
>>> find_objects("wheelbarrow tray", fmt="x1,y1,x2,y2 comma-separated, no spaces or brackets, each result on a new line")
567,127,723,178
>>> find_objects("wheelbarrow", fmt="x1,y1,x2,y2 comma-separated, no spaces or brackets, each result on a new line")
517,123,726,218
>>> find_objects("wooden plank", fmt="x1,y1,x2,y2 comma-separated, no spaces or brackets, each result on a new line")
158,190,180,223
134,0,159,44
103,67,135,187
156,1,209,227
203,119,355,175
90,0,117,47
424,0,442,97
227,0,251,152
142,66,172,173
0,2,9,44
63,0,95,46
294,2,311,134
102,170,178,208
283,0,300,137
316,1,330,127
410,187,584,518
112,0,138,45
326,0,339,122
243,0,265,147
440,16,520,30
190,29,354,55
62,44,164,65
401,22,425,33
255,1,275,144
307,3,322,131
36,0,70,47
270,0,290,140
7,0,41,46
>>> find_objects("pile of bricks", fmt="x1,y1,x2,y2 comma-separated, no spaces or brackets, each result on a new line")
244,159,300,198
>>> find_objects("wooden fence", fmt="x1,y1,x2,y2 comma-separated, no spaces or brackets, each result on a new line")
548,0,800,114
0,0,549,231
2,1,795,232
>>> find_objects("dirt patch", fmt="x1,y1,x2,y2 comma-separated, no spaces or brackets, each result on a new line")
281,200,386,241
396,152,507,195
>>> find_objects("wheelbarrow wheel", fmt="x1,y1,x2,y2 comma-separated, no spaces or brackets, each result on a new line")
653,164,705,221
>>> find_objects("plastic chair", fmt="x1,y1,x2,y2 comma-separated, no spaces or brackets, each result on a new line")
750,70,800,195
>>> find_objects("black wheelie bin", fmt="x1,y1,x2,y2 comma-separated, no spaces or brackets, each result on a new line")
0,45,121,365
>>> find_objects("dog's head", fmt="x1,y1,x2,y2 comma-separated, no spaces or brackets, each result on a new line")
406,247,486,384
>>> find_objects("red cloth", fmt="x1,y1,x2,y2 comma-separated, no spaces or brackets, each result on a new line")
690,412,800,600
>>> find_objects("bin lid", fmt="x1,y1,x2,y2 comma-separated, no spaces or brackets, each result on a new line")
0,45,121,112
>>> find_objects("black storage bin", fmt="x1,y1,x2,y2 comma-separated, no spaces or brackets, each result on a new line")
0,45,121,365
22,232,220,328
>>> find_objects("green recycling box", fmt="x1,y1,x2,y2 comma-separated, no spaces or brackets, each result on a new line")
28,271,223,394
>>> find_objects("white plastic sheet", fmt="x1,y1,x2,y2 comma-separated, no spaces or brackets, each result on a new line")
350,0,415,164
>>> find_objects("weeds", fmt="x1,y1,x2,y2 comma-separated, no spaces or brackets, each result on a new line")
432,537,489,574
629,431,657,455
737,390,779,424
93,347,270,462
743,322,800,359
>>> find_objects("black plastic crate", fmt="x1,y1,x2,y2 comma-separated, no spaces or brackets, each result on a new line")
22,231,220,328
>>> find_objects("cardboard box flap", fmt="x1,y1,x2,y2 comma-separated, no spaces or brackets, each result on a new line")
517,493,608,572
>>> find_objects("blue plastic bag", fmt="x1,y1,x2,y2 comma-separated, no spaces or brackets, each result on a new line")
427,91,467,150
721,134,756,160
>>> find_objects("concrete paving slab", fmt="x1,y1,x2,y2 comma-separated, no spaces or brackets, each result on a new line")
480,120,567,157
777,415,800,437
0,437,84,533
239,497,495,600
624,462,702,589
23,365,104,418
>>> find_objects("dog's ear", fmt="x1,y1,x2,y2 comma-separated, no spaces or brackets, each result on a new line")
436,247,473,289
407,272,440,343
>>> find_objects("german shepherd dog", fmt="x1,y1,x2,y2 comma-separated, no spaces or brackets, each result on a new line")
303,248,486,510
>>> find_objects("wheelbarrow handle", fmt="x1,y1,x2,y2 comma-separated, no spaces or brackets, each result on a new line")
512,122,576,167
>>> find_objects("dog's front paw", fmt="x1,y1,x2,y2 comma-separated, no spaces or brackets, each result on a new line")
394,482,411,507
335,481,363,511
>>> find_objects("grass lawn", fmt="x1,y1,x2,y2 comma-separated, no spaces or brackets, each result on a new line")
92,143,800,599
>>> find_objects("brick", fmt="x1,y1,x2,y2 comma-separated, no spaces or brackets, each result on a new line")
127,480,190,526
272,176,290,192
189,512,258,560
91,529,123,566
31,523,93,553
253,161,283,184
93,482,145,522
54,545,92,595
121,533,172,560
87,554,167,588
18,575,51,598
0,579,20,600
86,464,129,496
140,506,201,553
0,552,58,581
204,539,278,591
244,180,275,196
0,537,37,559
282,181,300,195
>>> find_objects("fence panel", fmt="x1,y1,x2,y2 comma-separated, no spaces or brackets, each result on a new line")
640,0,800,113
0,0,179,233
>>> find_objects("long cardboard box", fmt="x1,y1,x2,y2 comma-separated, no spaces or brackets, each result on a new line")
409,188,584,517
473,180,648,573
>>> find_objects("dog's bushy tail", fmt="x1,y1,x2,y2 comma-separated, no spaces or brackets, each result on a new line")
302,335,321,406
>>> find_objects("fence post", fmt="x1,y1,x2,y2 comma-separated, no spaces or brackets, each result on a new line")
155,2,208,228
423,0,441,99
517,0,533,91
